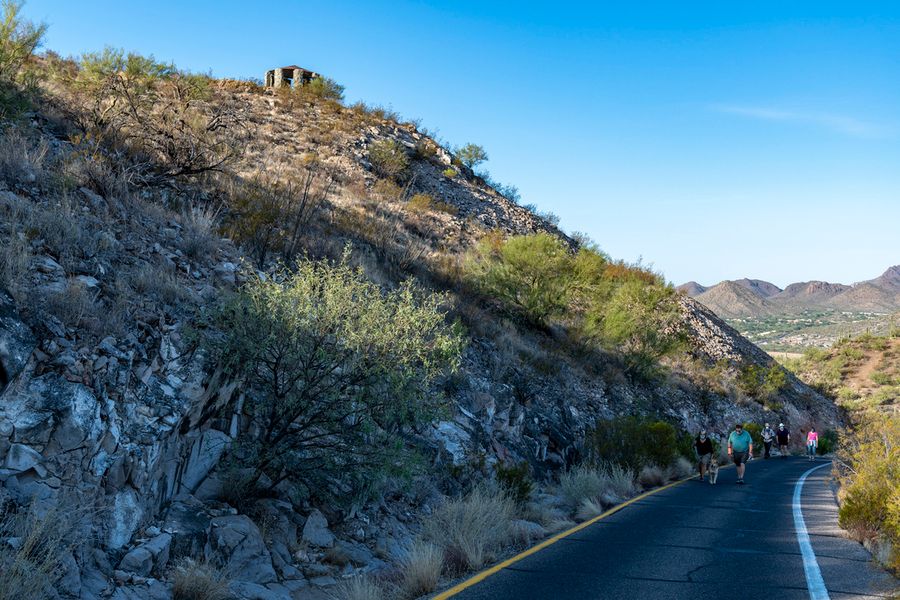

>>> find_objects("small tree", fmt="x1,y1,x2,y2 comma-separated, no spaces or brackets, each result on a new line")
455,143,488,170
588,280,685,378
304,76,344,101
466,232,574,326
199,251,464,494
0,0,46,120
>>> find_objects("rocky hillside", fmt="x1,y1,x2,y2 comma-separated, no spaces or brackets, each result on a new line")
0,42,842,600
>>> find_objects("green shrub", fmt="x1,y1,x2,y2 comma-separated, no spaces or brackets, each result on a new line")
741,422,763,453
442,167,457,178
368,139,409,181
465,232,573,326
837,414,900,572
817,429,839,455
736,364,788,403
197,250,464,497
870,371,895,386
303,76,344,101
495,461,534,505
0,1,46,121
587,417,680,471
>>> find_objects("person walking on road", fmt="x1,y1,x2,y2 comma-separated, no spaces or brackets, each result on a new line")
727,423,753,484
776,423,790,458
694,429,714,482
761,423,775,459
806,427,818,460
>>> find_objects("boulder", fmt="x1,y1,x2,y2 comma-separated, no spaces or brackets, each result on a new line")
3,443,43,473
180,429,232,493
301,509,334,548
204,515,277,584
119,546,153,577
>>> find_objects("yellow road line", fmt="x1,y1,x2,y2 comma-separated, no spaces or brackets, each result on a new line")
432,474,698,599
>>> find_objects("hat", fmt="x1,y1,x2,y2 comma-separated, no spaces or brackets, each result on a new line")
779,423,784,427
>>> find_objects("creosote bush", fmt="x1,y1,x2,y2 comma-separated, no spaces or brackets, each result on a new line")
198,249,464,498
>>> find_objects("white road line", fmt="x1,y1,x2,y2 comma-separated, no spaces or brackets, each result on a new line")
793,462,832,600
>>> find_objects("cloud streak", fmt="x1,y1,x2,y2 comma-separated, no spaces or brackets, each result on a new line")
710,104,888,138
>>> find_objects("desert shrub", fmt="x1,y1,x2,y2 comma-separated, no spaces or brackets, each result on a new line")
587,279,685,378
870,371,895,386
197,251,464,496
303,76,344,101
587,416,680,471
495,461,534,505
455,143,488,170
368,139,409,181
170,558,231,600
466,232,573,326
817,429,839,455
128,261,192,306
407,192,458,216
637,465,666,488
558,463,637,513
423,488,515,573
0,0,45,121
69,47,245,184
836,413,900,572
736,364,788,403
331,576,384,600
667,456,695,480
442,167,457,178
741,422,763,453
0,502,74,600
399,541,442,598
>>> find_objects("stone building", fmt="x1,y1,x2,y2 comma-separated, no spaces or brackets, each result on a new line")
264,65,320,89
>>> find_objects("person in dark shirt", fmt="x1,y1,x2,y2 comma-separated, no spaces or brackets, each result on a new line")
694,429,714,482
776,423,790,458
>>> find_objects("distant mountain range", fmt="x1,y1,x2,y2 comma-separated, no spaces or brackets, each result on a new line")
678,266,900,318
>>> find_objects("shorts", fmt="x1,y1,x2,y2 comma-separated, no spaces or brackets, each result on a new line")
698,454,711,466
732,451,748,466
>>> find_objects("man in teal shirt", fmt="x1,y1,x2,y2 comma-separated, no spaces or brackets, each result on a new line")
728,423,754,485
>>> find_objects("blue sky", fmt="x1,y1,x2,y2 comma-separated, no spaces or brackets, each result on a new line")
22,1,900,287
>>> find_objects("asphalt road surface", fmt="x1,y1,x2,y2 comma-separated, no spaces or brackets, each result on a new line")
445,457,898,600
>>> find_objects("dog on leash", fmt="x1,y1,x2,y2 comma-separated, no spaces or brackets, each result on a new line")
708,457,719,485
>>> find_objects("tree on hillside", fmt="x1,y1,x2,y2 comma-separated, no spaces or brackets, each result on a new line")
466,232,574,326
198,251,464,495
455,143,488,170
0,0,46,120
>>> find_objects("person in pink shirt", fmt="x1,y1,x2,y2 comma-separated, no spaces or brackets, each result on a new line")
806,428,819,460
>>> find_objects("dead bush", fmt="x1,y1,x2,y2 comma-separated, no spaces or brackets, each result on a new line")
170,558,231,600
0,502,75,600
0,128,47,186
177,204,220,261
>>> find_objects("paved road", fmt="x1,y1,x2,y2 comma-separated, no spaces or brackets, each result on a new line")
447,458,898,600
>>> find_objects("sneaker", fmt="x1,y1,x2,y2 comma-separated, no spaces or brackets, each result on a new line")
737,479,744,485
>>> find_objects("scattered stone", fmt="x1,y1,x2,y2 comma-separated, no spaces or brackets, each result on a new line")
301,509,334,548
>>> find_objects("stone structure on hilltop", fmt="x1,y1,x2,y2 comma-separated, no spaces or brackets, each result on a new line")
264,65,320,89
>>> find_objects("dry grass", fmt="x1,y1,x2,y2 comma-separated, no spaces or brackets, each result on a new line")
45,279,99,330
558,463,638,516
398,541,443,598
0,129,48,187
330,577,384,600
667,456,695,481
423,488,515,573
638,465,666,489
128,261,193,306
0,502,75,600
170,558,231,600
0,233,30,293
178,205,221,261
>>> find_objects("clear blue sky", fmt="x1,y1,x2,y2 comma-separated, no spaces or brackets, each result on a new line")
22,1,900,287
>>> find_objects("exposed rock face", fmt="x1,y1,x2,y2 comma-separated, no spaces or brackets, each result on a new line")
205,515,278,584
